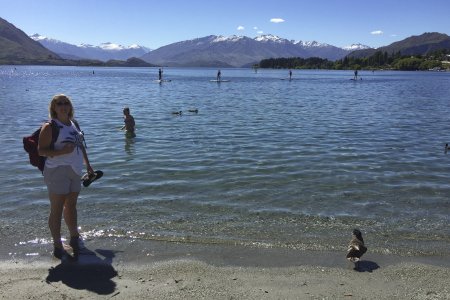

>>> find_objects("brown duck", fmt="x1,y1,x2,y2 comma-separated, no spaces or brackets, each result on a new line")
346,229,367,265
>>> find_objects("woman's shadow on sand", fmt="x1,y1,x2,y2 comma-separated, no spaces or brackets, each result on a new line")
45,248,120,295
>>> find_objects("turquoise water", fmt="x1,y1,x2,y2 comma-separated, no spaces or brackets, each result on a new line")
1,66,449,258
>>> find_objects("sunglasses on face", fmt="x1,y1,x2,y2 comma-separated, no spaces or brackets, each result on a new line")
56,101,70,106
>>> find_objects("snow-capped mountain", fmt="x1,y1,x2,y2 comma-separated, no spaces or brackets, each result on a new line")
30,34,151,61
30,33,369,67
294,40,330,48
342,43,371,51
254,34,291,43
212,35,246,43
141,34,367,67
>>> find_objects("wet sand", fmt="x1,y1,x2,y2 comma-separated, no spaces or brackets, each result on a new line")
1,239,449,299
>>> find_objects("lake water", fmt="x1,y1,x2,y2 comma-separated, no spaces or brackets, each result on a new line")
0,66,449,259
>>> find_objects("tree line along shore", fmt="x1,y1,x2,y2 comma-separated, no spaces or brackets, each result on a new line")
257,49,450,71
3,49,449,71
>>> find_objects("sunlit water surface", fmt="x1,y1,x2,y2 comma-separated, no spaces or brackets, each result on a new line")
1,66,449,258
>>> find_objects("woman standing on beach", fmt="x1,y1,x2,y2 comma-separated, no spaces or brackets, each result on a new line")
38,94,94,260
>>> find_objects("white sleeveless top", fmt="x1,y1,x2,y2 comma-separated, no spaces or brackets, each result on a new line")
45,119,84,175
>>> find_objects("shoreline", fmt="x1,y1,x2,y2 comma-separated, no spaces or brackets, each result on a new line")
3,237,450,268
1,239,449,299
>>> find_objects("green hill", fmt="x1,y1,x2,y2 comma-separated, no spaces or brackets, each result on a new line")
0,17,155,67
349,32,450,58
0,17,62,64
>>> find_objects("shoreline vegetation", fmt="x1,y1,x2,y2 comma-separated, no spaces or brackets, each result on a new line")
0,57,156,67
3,53,449,72
2,50,450,71
257,49,450,71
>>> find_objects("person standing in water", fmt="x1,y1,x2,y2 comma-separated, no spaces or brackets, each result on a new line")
354,69,358,80
289,69,292,80
158,68,163,80
121,107,136,138
217,69,222,81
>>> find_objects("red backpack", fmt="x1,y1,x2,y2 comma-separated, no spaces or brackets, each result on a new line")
23,119,82,173
23,120,60,173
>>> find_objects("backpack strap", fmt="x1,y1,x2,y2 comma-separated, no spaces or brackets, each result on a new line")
72,119,81,131
46,119,85,149
71,119,87,148
48,120,60,149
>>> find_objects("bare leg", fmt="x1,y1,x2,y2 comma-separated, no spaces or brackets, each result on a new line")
63,192,80,239
48,193,66,248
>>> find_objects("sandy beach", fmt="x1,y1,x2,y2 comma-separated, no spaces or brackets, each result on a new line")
1,239,449,300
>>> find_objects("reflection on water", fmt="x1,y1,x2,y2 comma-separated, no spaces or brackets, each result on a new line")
124,135,135,157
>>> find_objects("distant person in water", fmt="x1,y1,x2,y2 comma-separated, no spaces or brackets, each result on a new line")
354,69,358,80
289,69,292,80
121,107,136,138
158,68,163,80
217,69,221,81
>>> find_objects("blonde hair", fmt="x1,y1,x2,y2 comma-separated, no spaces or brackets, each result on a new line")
49,94,74,119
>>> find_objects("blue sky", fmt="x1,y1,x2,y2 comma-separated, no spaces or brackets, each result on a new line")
1,0,449,49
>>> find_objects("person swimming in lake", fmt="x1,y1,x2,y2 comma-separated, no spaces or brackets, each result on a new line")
121,107,136,138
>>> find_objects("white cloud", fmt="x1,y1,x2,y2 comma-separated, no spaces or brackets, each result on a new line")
371,30,384,35
270,18,285,23
237,25,245,31
390,34,398,37
253,26,263,34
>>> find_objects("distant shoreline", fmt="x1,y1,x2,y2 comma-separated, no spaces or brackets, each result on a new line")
1,64,448,72
0,57,157,67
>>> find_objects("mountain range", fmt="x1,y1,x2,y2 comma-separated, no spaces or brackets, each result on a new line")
0,17,61,64
0,17,153,66
30,34,151,61
140,35,369,67
1,16,450,67
348,32,450,58
29,32,368,67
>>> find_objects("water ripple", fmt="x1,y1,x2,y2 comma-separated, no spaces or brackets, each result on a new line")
1,66,449,256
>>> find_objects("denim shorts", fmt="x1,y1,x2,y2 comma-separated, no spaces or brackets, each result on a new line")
43,165,81,195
